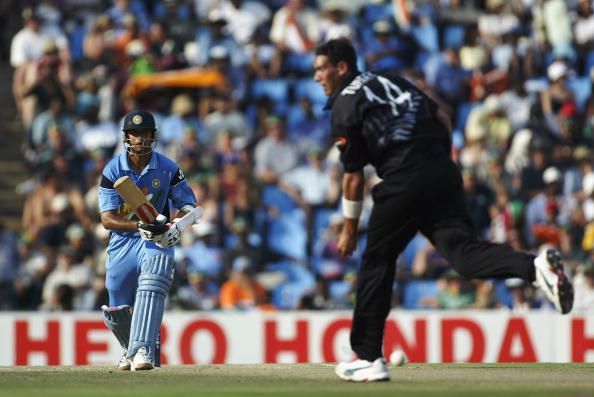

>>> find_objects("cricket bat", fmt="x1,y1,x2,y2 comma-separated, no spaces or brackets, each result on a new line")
113,176,161,224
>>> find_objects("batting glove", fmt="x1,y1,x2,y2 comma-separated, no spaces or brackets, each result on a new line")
155,219,183,248
138,215,169,242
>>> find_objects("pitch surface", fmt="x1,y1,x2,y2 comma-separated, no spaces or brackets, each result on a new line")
0,363,592,397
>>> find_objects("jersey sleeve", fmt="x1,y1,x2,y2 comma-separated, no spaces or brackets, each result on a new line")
169,168,197,210
331,95,369,172
98,164,122,213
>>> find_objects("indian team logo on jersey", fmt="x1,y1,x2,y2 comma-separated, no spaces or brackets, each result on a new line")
152,179,160,188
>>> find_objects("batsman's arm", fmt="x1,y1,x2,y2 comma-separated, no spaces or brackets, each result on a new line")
101,210,141,233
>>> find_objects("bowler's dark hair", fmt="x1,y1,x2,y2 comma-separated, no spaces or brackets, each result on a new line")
315,38,359,73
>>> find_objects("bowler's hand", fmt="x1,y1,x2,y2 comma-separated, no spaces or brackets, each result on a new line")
337,220,358,257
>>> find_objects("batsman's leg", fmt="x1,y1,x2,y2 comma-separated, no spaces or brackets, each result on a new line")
102,305,133,370
127,254,174,370
104,241,139,371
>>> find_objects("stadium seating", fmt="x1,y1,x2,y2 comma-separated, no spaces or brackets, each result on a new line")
567,76,592,111
443,24,465,50
251,79,290,113
267,208,308,260
361,3,394,24
402,280,439,309
294,78,327,110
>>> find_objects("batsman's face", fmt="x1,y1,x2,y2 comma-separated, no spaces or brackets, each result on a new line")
126,129,155,155
314,55,344,96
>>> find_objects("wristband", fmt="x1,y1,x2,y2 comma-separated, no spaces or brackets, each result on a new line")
342,197,363,219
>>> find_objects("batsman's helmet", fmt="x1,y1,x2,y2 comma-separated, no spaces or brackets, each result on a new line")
122,109,157,132
121,109,158,155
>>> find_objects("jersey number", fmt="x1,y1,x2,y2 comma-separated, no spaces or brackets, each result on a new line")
363,76,412,117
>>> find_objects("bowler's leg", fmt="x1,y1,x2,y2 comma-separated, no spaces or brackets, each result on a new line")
351,190,418,362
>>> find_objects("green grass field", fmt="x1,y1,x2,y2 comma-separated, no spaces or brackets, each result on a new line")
0,363,593,397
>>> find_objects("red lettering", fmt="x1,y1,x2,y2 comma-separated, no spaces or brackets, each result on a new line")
180,320,227,364
75,321,109,365
15,320,60,365
441,318,484,362
322,319,351,362
497,318,537,362
572,318,594,362
264,320,308,363
384,319,427,363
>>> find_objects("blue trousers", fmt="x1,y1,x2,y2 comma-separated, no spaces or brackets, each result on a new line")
105,235,173,306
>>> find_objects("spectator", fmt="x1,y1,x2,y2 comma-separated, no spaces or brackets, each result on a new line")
160,94,204,149
462,167,495,238
220,256,268,310
0,222,20,310
574,0,594,72
75,102,119,160
524,166,565,248
540,0,573,56
223,219,264,274
107,0,151,33
505,278,539,312
254,116,298,184
459,25,489,71
83,14,114,66
175,269,219,310
269,0,320,55
195,9,245,68
477,0,520,48
39,283,75,311
244,25,282,79
203,93,252,144
286,98,329,155
181,221,224,279
541,60,575,118
154,0,195,49
573,262,594,312
519,136,552,201
40,246,93,310
434,47,471,109
465,94,512,151
364,21,409,73
215,0,271,46
319,2,353,42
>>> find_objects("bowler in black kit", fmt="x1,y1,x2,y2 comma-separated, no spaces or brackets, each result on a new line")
313,38,573,382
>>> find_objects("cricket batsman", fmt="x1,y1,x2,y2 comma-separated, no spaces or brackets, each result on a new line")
98,109,197,370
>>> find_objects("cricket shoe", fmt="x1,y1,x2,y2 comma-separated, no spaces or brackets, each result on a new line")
335,358,390,382
533,249,574,314
131,347,153,371
118,348,131,371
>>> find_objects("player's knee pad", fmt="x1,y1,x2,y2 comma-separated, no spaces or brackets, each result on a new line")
101,304,133,350
128,254,174,359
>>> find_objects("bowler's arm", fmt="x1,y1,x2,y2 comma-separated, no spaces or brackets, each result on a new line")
436,108,452,138
338,169,365,257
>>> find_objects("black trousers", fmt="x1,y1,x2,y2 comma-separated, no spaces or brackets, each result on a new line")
351,153,536,361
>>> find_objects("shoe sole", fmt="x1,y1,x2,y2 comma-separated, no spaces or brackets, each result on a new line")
118,364,131,371
546,250,574,314
338,374,390,382
336,370,390,382
133,363,154,371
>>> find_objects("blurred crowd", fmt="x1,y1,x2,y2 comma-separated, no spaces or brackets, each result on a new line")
2,0,594,313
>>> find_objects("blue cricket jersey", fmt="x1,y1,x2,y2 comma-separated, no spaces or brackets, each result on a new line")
98,151,197,241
